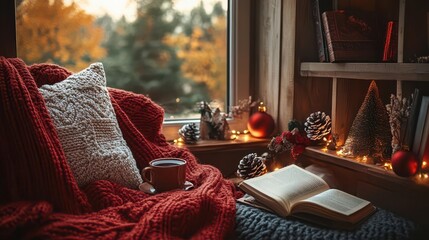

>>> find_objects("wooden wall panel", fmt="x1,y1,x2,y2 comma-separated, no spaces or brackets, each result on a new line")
293,0,332,125
254,0,282,133
278,0,296,131
404,0,429,62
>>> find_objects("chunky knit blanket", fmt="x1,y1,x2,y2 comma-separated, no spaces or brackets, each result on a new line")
235,203,423,240
0,57,236,239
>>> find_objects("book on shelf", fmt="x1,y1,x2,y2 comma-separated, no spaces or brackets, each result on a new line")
413,96,429,166
311,0,333,62
403,89,422,150
322,10,380,62
382,21,398,62
237,164,376,230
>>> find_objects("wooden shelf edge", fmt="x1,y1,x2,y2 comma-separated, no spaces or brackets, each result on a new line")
302,146,429,189
173,136,270,152
300,62,429,81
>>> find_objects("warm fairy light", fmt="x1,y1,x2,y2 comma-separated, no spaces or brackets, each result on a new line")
274,167,279,171
362,156,368,163
322,147,328,152
173,138,184,145
336,149,344,156
257,102,267,112
230,129,250,140
242,134,250,142
422,161,427,168
418,173,429,179
383,162,393,170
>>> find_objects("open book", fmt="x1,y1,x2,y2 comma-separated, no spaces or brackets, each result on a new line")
238,164,376,230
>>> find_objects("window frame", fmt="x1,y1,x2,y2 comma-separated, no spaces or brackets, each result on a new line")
162,0,251,140
1,0,252,141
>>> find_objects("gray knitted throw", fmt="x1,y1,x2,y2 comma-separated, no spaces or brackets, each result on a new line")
235,203,422,240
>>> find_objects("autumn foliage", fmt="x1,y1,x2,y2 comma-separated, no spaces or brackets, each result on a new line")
16,0,227,118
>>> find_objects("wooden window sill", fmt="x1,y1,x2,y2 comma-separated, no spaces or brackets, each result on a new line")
173,136,271,177
173,135,270,152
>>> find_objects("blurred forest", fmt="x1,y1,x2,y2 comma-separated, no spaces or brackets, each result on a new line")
16,0,228,119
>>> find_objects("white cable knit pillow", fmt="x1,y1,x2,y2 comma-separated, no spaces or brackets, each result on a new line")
39,63,143,189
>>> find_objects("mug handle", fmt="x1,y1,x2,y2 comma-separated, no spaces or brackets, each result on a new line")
142,167,153,185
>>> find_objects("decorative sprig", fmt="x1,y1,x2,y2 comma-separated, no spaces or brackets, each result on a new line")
228,96,259,118
386,94,411,154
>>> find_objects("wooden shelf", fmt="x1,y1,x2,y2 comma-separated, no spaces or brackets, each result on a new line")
302,146,429,189
300,62,429,81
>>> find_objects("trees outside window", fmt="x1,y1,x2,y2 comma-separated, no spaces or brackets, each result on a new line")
16,0,228,120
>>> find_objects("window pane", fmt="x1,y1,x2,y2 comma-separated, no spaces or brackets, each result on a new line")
16,0,228,121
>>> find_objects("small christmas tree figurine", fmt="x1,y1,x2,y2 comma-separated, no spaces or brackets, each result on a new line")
342,81,392,163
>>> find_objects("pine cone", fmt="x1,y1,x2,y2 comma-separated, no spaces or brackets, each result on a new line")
178,123,200,144
237,153,267,179
304,111,332,142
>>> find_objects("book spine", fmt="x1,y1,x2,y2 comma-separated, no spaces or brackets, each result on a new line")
311,0,326,62
403,88,422,149
322,11,336,62
382,21,398,62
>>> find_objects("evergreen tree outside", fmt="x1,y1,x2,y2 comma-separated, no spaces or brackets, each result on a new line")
16,0,228,120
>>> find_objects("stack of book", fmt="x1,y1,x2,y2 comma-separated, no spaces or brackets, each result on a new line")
311,1,398,63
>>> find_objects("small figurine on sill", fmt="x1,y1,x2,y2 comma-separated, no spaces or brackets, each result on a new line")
198,101,231,140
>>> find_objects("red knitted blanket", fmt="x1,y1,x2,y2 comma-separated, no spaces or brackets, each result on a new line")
0,57,236,239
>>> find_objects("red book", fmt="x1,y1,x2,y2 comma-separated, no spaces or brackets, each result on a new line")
382,21,398,62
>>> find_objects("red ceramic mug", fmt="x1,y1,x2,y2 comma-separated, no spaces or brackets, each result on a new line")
142,158,187,192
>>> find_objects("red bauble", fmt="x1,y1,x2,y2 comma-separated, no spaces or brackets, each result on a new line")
391,150,419,177
247,111,275,138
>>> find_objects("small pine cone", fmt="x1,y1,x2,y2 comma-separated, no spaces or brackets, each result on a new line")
178,123,200,144
237,153,267,179
304,111,332,141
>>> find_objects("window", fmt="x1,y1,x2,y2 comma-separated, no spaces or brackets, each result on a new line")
7,0,251,140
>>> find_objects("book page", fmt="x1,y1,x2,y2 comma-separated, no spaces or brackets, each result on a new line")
240,165,329,215
298,189,371,216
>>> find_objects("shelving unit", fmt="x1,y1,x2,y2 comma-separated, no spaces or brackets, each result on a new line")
300,62,429,81
294,0,429,225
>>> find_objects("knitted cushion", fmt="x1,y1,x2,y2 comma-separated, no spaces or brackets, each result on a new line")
39,63,143,189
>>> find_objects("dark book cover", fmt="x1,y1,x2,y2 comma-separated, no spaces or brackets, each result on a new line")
322,10,380,62
311,0,333,62
382,21,398,62
403,88,422,150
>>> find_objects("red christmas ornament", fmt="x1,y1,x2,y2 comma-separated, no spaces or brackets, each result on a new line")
391,150,419,177
247,102,275,138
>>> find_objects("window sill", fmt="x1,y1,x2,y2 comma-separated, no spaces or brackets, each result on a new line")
173,135,270,152
173,135,270,177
